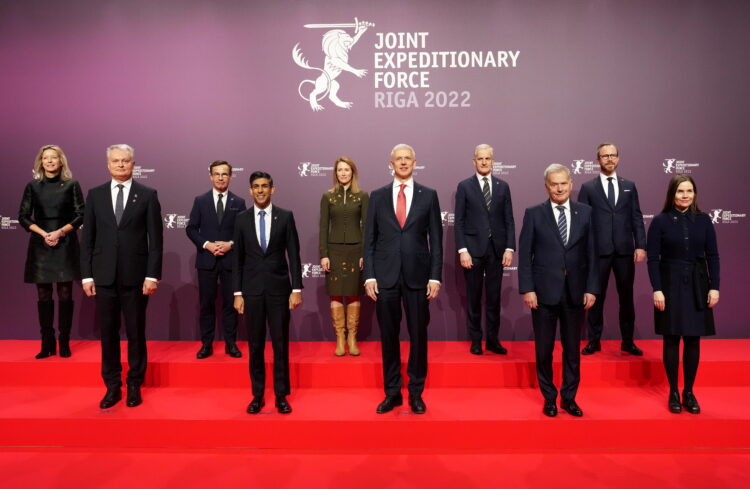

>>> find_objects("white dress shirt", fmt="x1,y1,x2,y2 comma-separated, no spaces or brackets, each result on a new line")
599,172,619,205
550,199,571,244
392,177,414,215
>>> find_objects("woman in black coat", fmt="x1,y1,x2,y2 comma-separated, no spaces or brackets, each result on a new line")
18,145,84,358
646,175,719,414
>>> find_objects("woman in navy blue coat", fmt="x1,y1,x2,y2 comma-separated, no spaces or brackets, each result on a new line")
646,175,719,414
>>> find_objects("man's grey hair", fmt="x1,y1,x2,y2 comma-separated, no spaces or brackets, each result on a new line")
106,144,135,159
391,143,415,160
474,144,494,157
543,163,571,181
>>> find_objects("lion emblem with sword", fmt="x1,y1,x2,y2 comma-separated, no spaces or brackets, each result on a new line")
292,18,374,111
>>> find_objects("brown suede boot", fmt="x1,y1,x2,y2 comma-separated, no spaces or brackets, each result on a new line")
346,302,361,356
332,305,346,356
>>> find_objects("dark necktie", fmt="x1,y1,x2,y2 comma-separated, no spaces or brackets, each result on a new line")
259,210,267,252
217,193,224,222
396,184,407,228
482,177,491,211
607,177,615,207
556,205,567,245
115,184,124,225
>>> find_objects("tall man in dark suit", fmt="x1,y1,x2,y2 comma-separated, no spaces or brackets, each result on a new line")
518,164,598,417
454,144,515,355
233,171,302,415
81,144,163,409
364,144,443,415
186,160,246,359
579,143,647,356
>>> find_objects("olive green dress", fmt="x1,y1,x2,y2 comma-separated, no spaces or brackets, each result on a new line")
319,187,369,296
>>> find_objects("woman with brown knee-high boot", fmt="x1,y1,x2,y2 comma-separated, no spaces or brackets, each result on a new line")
319,157,368,356
19,145,84,359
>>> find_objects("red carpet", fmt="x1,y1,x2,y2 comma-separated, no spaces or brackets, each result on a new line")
1,339,749,488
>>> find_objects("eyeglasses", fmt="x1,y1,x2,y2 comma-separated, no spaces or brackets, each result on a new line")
599,154,618,160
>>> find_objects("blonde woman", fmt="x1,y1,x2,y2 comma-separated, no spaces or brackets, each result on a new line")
19,145,84,358
319,157,369,355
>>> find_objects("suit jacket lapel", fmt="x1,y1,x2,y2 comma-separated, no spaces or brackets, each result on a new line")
545,202,566,248
404,183,423,228
266,211,281,254
595,178,614,210
614,178,625,210
567,204,583,248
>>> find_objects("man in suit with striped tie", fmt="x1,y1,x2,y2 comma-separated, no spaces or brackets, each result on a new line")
454,144,516,355
518,164,599,417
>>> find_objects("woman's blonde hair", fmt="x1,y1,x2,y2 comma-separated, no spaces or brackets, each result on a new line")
328,156,361,194
33,145,72,181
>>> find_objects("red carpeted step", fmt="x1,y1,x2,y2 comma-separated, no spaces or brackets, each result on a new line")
2,447,750,489
1,339,748,388
1,384,748,450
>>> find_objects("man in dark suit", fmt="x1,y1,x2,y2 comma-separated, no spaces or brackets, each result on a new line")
454,144,515,355
233,171,302,415
364,144,443,415
81,144,163,409
578,143,647,356
518,164,598,417
186,160,246,359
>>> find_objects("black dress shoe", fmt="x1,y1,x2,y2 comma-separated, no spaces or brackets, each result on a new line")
621,342,644,356
485,341,508,355
196,343,213,359
246,396,265,414
542,399,557,417
408,395,427,414
668,391,682,413
682,391,701,414
126,385,142,407
560,398,583,417
275,396,292,414
99,388,122,409
376,394,403,414
225,343,242,358
581,341,601,355
469,340,483,355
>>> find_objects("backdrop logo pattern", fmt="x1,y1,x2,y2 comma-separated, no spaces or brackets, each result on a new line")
662,158,700,174
710,208,746,224
298,162,334,177
570,159,597,175
292,18,374,111
1,215,19,230
493,161,517,176
164,213,189,229
440,211,455,226
302,263,326,278
133,165,156,179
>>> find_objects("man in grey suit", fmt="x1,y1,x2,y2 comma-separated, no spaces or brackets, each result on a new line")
518,164,598,417
578,143,647,356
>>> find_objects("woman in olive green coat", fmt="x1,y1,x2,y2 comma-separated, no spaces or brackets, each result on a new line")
319,157,369,356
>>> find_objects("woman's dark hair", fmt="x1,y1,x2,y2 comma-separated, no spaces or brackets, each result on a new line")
661,174,701,214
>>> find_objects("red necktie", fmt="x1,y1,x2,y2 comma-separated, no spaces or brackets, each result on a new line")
396,183,407,228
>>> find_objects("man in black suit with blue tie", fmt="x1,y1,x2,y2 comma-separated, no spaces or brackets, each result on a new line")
454,144,515,355
186,160,246,359
81,144,163,409
578,143,647,356
364,144,443,415
519,164,598,417
233,171,302,415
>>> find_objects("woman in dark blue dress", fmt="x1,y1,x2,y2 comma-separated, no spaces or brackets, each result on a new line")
646,175,719,414
18,145,84,359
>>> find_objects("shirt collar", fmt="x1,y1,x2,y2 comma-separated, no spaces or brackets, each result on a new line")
111,178,133,189
599,172,617,182
254,204,273,215
393,177,414,189
475,172,492,183
550,199,571,211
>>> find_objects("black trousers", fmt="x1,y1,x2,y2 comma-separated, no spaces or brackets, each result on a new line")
532,288,584,401
96,283,149,389
245,293,290,398
586,253,635,343
376,275,430,397
198,267,237,344
464,240,503,342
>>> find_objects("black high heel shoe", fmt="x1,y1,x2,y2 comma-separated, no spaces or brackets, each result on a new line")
682,391,701,414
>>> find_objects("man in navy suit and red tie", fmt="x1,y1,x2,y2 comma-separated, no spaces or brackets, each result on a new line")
454,144,515,355
578,143,647,356
233,171,302,415
518,164,598,417
186,160,246,359
364,144,443,415
81,144,163,409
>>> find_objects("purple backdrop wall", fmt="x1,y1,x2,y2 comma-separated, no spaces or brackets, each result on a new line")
1,0,748,341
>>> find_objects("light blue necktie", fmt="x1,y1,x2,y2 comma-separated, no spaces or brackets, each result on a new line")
259,210,267,252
